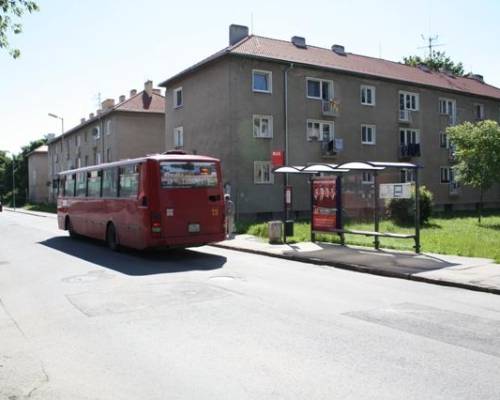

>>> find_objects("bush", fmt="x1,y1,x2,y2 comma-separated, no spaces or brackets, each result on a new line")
388,185,433,225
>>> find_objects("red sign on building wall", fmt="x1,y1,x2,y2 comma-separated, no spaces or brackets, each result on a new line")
312,177,341,232
271,150,285,167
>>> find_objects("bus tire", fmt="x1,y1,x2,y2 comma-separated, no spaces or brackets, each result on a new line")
66,217,77,238
106,223,119,252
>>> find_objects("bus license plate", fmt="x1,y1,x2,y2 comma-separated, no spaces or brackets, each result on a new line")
188,223,200,233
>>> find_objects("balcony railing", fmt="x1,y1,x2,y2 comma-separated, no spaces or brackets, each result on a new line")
321,100,339,117
449,181,460,196
440,113,457,126
399,143,421,159
448,145,457,163
399,109,412,123
320,140,337,158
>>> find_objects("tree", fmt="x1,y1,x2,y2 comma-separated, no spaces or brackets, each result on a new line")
446,120,500,223
403,50,464,76
0,0,39,58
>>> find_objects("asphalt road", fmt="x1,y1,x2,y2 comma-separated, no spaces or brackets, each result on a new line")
1,211,500,400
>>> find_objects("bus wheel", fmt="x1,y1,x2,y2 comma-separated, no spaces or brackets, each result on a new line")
106,223,119,251
66,217,77,238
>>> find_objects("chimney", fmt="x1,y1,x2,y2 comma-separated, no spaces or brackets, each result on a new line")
229,24,249,46
130,89,137,97
331,44,346,55
465,73,484,83
101,98,115,110
80,118,86,124
152,88,161,95
144,80,153,97
97,109,102,115
119,95,126,103
89,113,95,119
291,36,307,49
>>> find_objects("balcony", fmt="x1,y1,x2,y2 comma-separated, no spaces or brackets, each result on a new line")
449,181,460,196
440,113,457,126
448,145,457,163
321,99,339,117
399,143,421,159
399,109,412,123
320,140,337,158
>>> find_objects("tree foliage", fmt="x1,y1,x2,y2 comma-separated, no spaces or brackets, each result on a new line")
0,0,39,58
388,185,433,225
447,120,500,222
403,50,464,76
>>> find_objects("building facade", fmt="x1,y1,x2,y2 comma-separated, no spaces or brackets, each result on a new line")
48,81,165,202
27,145,49,203
160,26,500,219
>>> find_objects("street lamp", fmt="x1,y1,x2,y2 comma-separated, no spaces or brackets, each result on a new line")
48,113,64,134
3,150,16,211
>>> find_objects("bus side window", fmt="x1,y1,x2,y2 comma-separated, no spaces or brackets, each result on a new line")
102,167,118,198
119,164,139,198
64,174,75,197
76,172,87,197
87,170,101,198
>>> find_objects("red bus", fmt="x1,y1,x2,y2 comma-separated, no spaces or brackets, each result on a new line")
57,153,226,250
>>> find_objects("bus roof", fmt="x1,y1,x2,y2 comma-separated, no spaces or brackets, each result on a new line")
58,153,220,176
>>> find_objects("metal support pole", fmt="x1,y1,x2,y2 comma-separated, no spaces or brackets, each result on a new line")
373,171,380,250
310,177,315,243
414,168,421,253
12,155,16,210
283,174,287,244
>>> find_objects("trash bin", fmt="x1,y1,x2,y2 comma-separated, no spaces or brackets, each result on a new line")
285,220,294,237
268,220,283,244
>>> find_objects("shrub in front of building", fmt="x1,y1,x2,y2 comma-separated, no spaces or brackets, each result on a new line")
388,186,433,225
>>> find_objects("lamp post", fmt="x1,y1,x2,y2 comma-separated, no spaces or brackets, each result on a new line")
48,113,64,134
3,150,15,210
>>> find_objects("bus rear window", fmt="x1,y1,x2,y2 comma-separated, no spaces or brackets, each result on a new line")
160,162,218,188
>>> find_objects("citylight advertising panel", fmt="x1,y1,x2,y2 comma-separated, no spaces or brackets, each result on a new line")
312,177,341,232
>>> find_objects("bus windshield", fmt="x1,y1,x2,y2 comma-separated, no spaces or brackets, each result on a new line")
160,161,218,188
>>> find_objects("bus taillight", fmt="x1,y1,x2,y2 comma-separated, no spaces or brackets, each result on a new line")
151,212,162,235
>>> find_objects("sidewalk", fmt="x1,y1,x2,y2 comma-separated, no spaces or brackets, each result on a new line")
214,235,500,295
2,207,57,219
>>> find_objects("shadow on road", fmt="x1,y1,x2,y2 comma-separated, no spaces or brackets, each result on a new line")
39,236,226,276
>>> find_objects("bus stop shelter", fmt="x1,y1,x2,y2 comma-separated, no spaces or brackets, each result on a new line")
274,161,422,253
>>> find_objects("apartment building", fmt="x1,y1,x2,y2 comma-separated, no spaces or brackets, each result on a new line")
47,81,165,202
160,25,500,219
27,145,49,203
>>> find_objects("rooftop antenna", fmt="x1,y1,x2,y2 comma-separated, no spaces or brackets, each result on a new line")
418,34,444,58
92,92,102,109
250,12,254,35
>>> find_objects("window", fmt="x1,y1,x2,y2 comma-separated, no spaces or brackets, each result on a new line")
160,162,218,188
63,175,75,197
119,164,139,198
173,87,183,108
253,115,273,138
87,170,101,197
74,135,78,146
400,168,415,183
174,126,184,148
84,155,89,166
440,131,450,148
360,85,375,105
84,131,88,142
399,91,419,111
106,148,111,162
361,172,374,184
77,157,81,168
361,124,376,144
75,172,87,197
400,128,420,145
474,103,484,120
76,135,81,147
94,151,101,165
252,70,272,93
440,167,451,183
306,78,333,100
306,120,334,141
105,120,112,135
254,161,274,184
439,98,456,115
102,168,118,197
92,126,100,139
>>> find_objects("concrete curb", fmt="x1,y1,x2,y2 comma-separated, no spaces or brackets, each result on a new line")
211,243,500,296
3,207,57,219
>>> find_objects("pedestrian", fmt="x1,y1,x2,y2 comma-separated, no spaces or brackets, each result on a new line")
224,193,234,239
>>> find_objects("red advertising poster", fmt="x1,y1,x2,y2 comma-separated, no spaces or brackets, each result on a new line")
312,178,338,232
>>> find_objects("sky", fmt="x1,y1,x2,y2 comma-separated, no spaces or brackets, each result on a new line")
1,0,499,153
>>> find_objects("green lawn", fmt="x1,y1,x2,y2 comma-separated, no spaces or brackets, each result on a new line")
23,203,57,213
239,212,500,262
